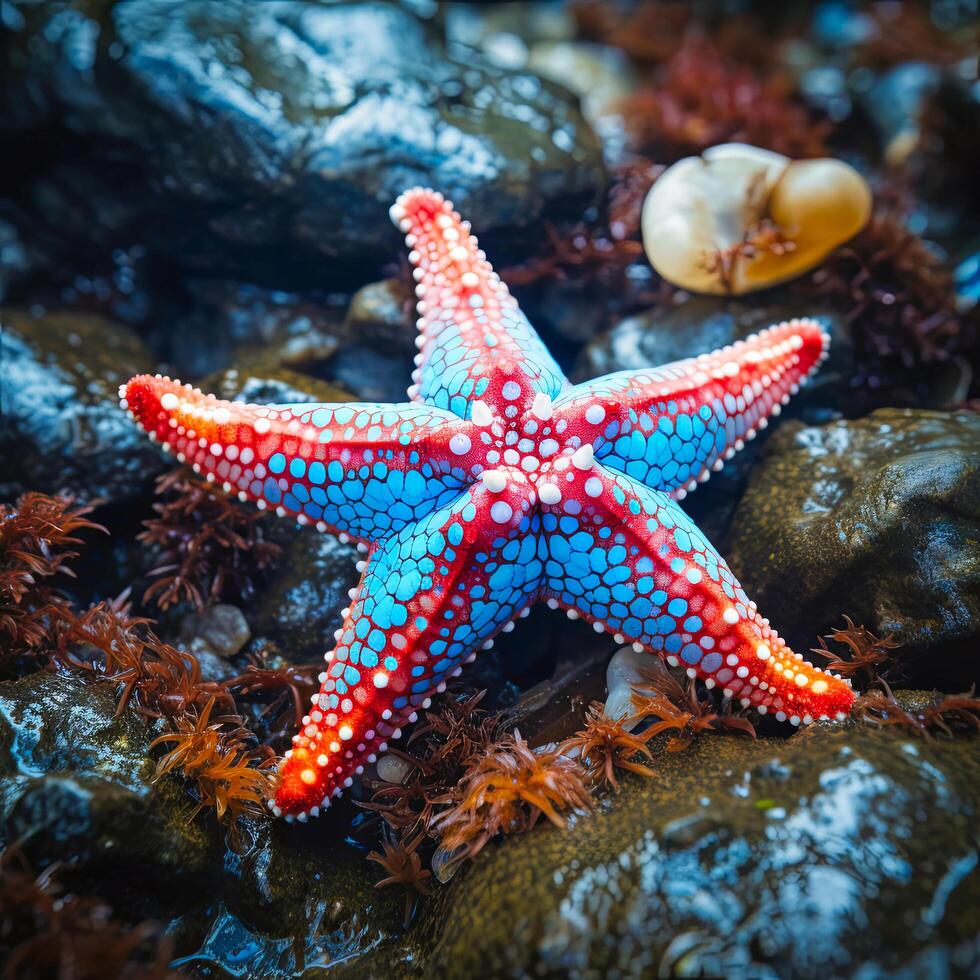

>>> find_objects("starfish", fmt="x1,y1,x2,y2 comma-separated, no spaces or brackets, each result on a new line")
122,187,855,822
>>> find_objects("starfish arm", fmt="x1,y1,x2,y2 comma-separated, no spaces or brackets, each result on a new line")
553,319,829,498
542,465,854,723
274,481,544,818
391,187,567,419
122,375,473,544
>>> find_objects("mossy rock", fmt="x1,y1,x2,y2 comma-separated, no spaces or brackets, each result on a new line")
0,309,164,503
0,673,221,909
728,407,980,688
410,719,980,978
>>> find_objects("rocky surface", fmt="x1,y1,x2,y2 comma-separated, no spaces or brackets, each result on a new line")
248,528,359,666
0,309,165,503
0,674,221,905
728,408,980,687
1,0,604,287
411,718,980,979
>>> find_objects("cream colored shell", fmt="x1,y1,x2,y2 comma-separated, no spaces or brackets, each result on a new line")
641,143,872,295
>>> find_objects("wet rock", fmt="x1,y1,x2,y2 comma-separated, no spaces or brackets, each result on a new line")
190,298,416,406
0,309,164,503
201,365,350,408
179,819,406,977
330,278,419,401
327,345,417,404
248,529,359,665
0,673,220,903
728,408,980,687
416,720,980,978
3,0,604,286
180,604,251,659
527,42,635,161
160,280,345,381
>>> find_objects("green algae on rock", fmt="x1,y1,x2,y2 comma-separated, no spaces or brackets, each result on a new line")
728,408,980,688
0,310,164,504
410,720,980,979
0,674,221,905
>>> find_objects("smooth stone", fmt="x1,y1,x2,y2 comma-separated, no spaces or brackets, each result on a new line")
180,603,251,660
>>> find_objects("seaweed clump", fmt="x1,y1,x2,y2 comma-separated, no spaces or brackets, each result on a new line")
0,852,177,979
139,471,280,611
429,730,592,868
0,494,104,670
500,157,664,313
811,616,901,685
619,36,830,163
559,700,657,790
807,206,977,382
367,836,432,928
152,697,277,842
364,692,593,889
0,492,277,844
630,658,757,752
854,682,980,738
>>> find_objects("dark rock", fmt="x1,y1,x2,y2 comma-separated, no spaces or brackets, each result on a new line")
0,673,220,903
327,344,417,404
2,0,604,287
0,309,164,503
248,529,359,665
160,279,345,380
414,719,980,978
179,818,407,977
728,408,980,687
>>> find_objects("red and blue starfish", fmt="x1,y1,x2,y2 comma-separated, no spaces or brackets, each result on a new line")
123,188,855,821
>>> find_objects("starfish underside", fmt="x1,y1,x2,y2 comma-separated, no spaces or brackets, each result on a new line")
124,187,855,821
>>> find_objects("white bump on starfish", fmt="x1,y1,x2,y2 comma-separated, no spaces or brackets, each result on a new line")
572,444,594,470
531,392,553,421
472,399,493,426
490,501,513,524
584,477,603,498
585,404,605,425
450,433,472,455
538,482,562,505
482,469,507,493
